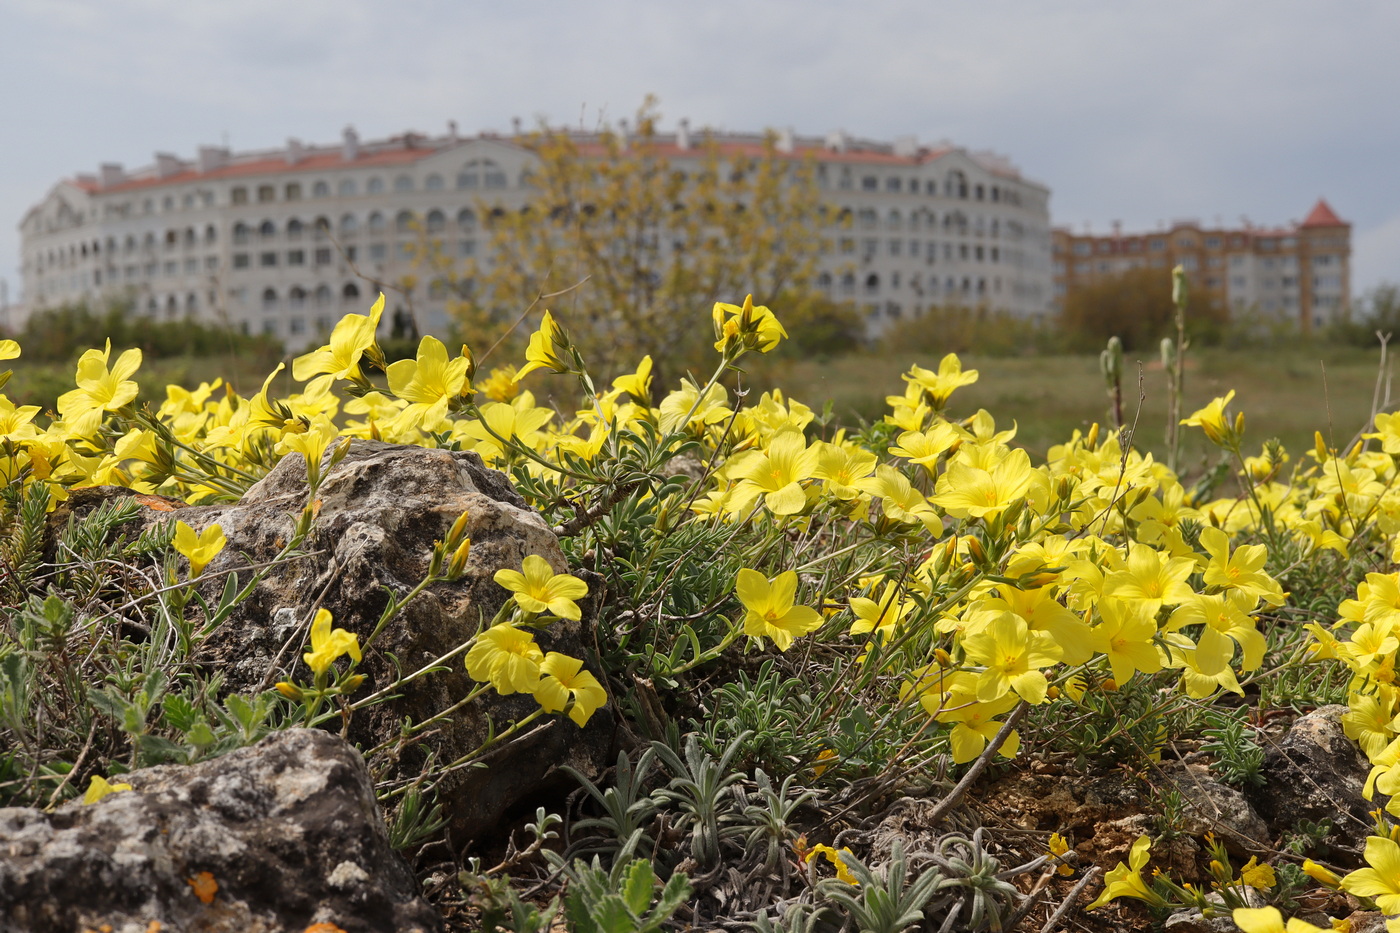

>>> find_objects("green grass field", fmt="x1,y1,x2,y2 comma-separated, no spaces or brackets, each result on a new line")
759,344,1395,470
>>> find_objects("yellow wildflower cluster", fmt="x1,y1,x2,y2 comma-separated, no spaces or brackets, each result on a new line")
8,291,1400,849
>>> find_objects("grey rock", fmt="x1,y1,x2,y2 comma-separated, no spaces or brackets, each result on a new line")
1163,910,1240,933
1156,760,1270,853
52,441,617,850
0,729,440,933
1244,705,1371,865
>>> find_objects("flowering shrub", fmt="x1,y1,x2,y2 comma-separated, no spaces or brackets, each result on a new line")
4,289,1400,929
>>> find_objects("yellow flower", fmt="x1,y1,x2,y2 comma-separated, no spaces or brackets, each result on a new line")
902,354,978,411
711,294,787,355
1104,544,1196,615
532,652,608,726
736,568,823,651
1342,834,1400,913
1232,906,1330,933
516,310,570,379
303,608,362,678
848,580,914,643
173,521,226,577
56,339,143,435
805,843,858,884
611,355,654,401
1302,859,1342,888
1048,832,1074,876
386,335,471,433
493,554,589,620
479,365,522,401
931,447,1037,520
1090,597,1163,683
292,293,385,388
464,623,544,695
1168,591,1266,675
960,612,1062,704
812,748,838,777
658,379,732,435
0,339,18,360
1181,390,1240,448
1239,856,1276,889
1085,835,1167,910
730,430,820,516
1200,526,1285,606
277,414,343,486
83,774,133,805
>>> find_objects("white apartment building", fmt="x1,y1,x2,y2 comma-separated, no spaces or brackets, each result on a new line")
18,124,1054,350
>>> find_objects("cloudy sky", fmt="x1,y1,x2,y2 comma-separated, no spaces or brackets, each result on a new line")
5,0,1399,309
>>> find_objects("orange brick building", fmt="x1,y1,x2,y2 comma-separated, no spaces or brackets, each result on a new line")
1052,200,1350,334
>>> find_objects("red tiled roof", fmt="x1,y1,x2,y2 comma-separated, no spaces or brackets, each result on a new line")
93,147,437,194
66,133,1016,196
1300,198,1347,228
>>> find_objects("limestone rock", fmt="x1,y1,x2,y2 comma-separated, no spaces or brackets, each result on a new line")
51,441,616,849
0,729,440,933
1156,761,1270,854
1245,705,1371,865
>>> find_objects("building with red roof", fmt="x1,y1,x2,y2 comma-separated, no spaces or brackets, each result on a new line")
18,123,1053,347
1052,200,1351,334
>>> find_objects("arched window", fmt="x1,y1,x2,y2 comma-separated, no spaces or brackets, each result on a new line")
166,295,179,319
394,175,413,192
146,297,158,316
865,274,880,295
312,180,331,198
368,211,386,234
840,273,856,295
124,235,137,254
366,177,384,194
204,225,217,244
857,209,877,229
339,213,358,236
185,292,199,314
286,218,304,240
342,282,361,303
817,272,833,290
395,210,417,234
456,208,477,231
262,287,278,310
144,232,157,250
183,227,196,248
259,220,277,240
338,179,357,197
887,210,902,230
314,284,332,307
425,173,444,191
313,217,331,239
165,230,178,249
289,286,307,309
425,209,445,232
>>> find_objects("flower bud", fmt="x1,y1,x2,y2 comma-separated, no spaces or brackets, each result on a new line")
274,682,304,701
446,538,472,579
446,510,472,549
1172,265,1188,308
